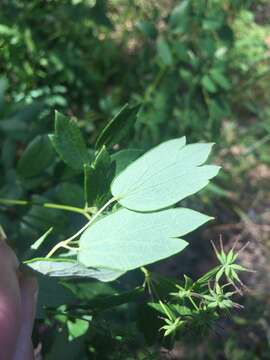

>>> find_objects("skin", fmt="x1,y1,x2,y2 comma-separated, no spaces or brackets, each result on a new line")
0,239,38,360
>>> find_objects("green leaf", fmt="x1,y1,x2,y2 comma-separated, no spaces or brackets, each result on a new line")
34,274,76,318
50,111,89,170
95,103,140,149
201,75,217,93
78,208,212,275
111,149,143,176
25,258,124,282
111,137,220,212
157,37,173,66
85,146,115,206
65,281,115,302
149,302,192,317
169,1,190,30
209,68,231,90
53,182,84,208
30,227,53,250
67,318,90,340
17,135,55,178
136,21,157,39
69,287,144,311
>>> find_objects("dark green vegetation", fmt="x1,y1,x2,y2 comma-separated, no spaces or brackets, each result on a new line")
0,0,270,358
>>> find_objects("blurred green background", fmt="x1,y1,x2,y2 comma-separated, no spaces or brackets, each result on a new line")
0,0,270,358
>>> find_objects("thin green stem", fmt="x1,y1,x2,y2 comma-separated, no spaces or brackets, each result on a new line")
189,295,199,311
66,197,116,243
0,198,91,219
43,203,91,219
46,197,117,258
144,67,167,102
83,163,90,209
61,244,79,251
0,198,28,206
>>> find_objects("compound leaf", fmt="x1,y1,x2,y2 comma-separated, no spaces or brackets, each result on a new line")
111,137,220,212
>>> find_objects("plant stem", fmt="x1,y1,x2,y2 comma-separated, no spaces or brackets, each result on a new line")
83,163,90,209
46,197,117,258
0,198,28,206
0,198,91,219
61,244,79,251
189,296,199,311
43,203,91,219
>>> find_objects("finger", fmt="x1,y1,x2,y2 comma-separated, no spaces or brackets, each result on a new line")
0,238,20,270
13,275,38,360
0,240,21,359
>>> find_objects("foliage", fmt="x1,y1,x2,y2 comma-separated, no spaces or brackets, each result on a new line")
0,0,114,114
3,104,218,281
1,0,268,145
1,0,270,358
0,99,246,357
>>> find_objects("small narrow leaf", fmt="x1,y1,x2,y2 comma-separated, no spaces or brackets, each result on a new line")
169,1,190,30
157,37,173,66
96,104,140,149
78,208,212,275
210,68,231,90
111,137,220,212
50,111,89,170
201,75,217,93
31,227,53,250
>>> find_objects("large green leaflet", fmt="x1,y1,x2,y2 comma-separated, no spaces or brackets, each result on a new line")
78,208,212,274
111,137,220,211
50,111,89,170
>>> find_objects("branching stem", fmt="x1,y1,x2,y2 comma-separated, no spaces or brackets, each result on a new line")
45,197,116,258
